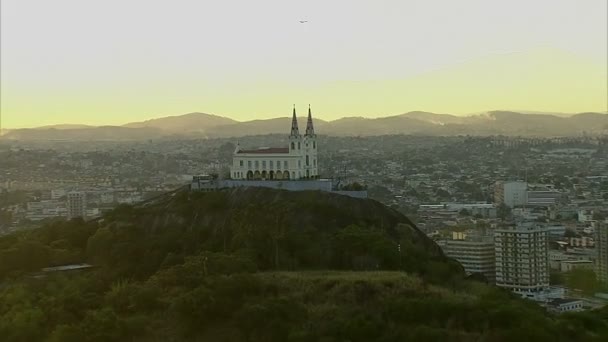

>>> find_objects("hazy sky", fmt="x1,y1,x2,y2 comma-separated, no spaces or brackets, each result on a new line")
1,0,607,128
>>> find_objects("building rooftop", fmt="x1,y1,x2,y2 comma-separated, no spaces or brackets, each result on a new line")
560,260,593,264
42,263,93,272
236,147,289,154
549,298,583,306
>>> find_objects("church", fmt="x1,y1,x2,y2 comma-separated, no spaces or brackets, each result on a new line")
230,106,319,180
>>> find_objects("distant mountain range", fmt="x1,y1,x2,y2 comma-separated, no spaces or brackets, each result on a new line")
2,111,607,141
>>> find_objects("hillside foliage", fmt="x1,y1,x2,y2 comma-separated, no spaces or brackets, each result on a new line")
0,188,607,341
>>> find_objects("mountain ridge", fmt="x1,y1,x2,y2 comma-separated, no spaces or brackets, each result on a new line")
2,111,607,140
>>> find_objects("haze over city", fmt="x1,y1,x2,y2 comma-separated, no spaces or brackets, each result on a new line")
3,1,608,341
1,0,607,128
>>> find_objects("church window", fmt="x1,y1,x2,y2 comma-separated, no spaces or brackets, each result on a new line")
248,160,252,168
239,160,243,167
291,142,295,150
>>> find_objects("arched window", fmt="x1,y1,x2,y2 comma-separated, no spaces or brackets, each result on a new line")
291,142,295,150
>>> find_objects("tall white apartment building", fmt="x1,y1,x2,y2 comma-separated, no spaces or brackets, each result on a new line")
596,222,608,286
494,222,549,299
66,191,86,220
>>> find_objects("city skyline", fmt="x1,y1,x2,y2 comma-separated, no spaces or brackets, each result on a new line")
1,0,607,128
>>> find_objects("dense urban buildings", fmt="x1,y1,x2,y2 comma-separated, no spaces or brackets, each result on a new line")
1,134,607,309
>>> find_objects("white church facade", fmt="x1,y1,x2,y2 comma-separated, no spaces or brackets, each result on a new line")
230,106,319,180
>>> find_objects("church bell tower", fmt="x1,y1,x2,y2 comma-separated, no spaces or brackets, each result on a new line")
303,104,318,179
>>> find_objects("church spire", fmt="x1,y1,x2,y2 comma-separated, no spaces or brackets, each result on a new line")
290,104,300,136
305,104,315,136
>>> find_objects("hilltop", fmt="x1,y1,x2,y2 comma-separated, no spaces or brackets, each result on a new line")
0,188,607,341
123,112,238,134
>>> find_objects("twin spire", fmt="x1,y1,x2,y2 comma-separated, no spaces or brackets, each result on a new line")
290,104,315,137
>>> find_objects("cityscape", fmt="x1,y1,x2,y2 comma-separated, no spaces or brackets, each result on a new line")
1,0,607,340
2,118,608,315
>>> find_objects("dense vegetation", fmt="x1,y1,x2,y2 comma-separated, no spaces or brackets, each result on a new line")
1,188,607,341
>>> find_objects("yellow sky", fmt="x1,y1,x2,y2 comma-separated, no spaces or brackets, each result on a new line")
1,0,607,128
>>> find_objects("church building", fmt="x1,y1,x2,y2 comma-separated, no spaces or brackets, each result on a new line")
230,106,319,180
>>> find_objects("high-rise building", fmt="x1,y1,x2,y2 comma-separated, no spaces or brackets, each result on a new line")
494,222,549,299
494,181,528,208
66,191,86,220
442,239,496,283
596,222,608,286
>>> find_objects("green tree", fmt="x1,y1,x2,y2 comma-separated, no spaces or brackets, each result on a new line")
80,307,125,342
48,325,86,342
566,269,601,295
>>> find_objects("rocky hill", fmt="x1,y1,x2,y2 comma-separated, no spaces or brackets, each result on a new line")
93,187,455,276
1,187,607,341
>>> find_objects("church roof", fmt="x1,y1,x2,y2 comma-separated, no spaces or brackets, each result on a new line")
237,147,290,154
